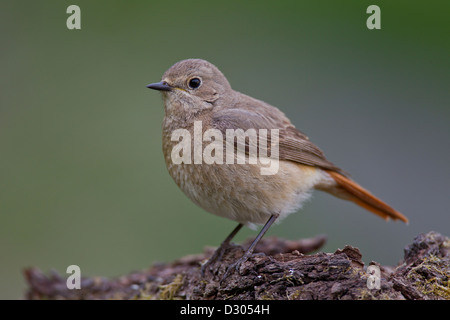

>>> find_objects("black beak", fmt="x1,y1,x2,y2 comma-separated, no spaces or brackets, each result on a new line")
146,81,172,91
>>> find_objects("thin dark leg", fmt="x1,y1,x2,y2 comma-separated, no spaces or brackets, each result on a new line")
221,214,278,281
240,214,278,260
201,223,243,276
222,223,244,245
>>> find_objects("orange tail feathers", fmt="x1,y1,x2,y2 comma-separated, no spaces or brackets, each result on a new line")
326,170,408,223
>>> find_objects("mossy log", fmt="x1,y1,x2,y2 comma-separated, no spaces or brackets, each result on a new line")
24,231,449,300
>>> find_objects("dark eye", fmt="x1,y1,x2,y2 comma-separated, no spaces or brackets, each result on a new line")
188,77,201,89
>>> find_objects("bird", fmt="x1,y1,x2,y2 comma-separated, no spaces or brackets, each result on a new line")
146,59,408,276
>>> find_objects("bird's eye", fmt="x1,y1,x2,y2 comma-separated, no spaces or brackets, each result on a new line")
188,77,201,89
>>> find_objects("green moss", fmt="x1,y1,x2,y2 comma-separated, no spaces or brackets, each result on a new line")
357,288,393,300
158,274,184,300
133,273,184,300
132,290,155,300
286,290,301,300
407,255,450,300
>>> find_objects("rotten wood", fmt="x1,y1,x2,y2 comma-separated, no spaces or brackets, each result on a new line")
24,231,449,300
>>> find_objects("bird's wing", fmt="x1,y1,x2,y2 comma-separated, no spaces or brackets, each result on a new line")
211,106,345,174
211,103,408,222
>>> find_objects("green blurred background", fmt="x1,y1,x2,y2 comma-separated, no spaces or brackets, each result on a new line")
1,1,449,299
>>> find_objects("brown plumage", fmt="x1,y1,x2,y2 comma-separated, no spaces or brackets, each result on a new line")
206,82,407,224
147,59,408,275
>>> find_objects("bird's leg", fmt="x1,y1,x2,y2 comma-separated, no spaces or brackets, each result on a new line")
221,214,279,282
201,223,243,276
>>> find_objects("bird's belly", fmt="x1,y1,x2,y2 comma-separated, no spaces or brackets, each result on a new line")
165,158,325,227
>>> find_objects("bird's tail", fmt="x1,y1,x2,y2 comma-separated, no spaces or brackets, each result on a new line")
325,170,408,223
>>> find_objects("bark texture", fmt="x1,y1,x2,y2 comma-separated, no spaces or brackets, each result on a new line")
24,231,449,300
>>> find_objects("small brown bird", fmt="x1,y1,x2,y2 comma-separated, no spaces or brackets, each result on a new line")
147,59,408,275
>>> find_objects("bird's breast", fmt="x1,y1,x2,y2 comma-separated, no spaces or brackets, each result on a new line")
161,126,326,226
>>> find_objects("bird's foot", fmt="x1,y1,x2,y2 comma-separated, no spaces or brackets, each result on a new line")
220,251,265,283
220,255,247,283
201,243,230,277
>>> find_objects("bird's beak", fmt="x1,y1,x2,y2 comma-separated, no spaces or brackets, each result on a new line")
146,81,172,92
